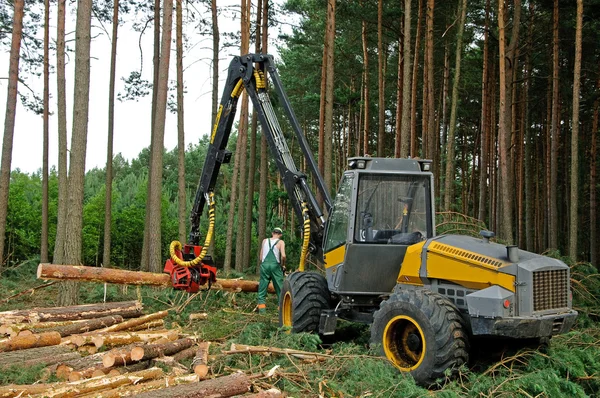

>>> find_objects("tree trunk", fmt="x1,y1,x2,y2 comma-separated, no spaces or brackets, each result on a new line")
42,315,124,337
130,338,194,362
569,0,582,260
377,0,385,157
394,14,403,158
133,372,250,398
0,301,142,324
176,0,186,244
58,0,93,305
95,310,169,333
591,75,599,265
425,0,435,163
0,331,61,353
53,0,68,266
361,1,370,156
0,346,79,370
399,0,412,159
410,0,423,158
148,0,173,273
324,0,335,196
549,0,559,250
443,0,467,212
103,0,119,268
257,0,269,273
0,0,24,271
233,0,251,273
41,0,50,264
84,329,178,349
211,0,219,127
478,0,491,223
524,2,534,252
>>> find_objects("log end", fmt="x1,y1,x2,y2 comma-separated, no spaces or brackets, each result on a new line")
130,346,145,361
108,369,121,377
92,369,107,378
103,354,116,368
194,364,209,378
56,364,73,380
68,371,83,382
36,263,44,279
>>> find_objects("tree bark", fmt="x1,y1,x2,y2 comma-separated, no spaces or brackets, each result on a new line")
41,0,50,264
134,372,250,398
377,0,385,157
39,315,124,337
95,310,169,333
478,0,491,224
103,0,119,269
75,374,199,398
176,0,186,244
410,0,423,158
591,75,599,265
81,329,177,349
0,301,142,324
569,0,582,259
361,1,370,156
549,0,559,250
39,263,172,286
53,0,68,267
0,331,61,352
130,338,194,362
147,0,173,273
524,2,534,251
400,0,412,158
443,0,467,212
193,341,211,377
257,0,269,272
325,0,335,194
0,345,76,369
0,0,24,271
425,0,435,163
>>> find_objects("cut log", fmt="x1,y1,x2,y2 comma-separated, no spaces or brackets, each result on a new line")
103,346,137,368
30,367,164,398
0,346,80,370
189,312,208,321
38,263,171,286
87,329,179,349
130,338,195,362
77,344,98,355
0,382,53,398
172,346,197,362
126,319,165,332
41,315,123,337
69,360,151,381
0,319,90,338
37,263,275,293
0,331,61,352
223,343,331,361
193,341,211,378
95,310,169,333
0,300,143,324
134,372,251,398
75,374,199,398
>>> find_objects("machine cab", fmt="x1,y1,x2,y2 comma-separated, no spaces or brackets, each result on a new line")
323,158,435,296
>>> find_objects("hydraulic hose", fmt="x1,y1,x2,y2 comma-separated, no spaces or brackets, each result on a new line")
298,202,311,272
169,192,216,267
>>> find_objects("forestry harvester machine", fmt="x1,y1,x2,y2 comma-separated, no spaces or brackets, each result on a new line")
165,54,578,385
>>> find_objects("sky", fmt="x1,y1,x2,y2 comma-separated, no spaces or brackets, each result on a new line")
0,1,287,174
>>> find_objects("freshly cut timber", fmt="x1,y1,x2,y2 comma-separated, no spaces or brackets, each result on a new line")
75,374,199,398
68,360,151,381
42,315,124,337
0,331,61,352
172,346,197,362
134,372,251,398
103,345,139,368
94,310,169,333
224,343,331,361
0,300,143,324
37,263,274,293
244,389,283,398
0,345,79,370
0,319,89,337
130,338,195,362
87,329,179,349
192,341,211,377
38,263,172,286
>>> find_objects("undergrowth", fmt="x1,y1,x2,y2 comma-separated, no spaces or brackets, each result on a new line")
0,260,599,397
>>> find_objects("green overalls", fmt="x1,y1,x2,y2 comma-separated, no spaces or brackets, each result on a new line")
257,238,284,312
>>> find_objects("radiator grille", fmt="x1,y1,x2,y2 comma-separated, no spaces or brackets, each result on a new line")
533,269,568,311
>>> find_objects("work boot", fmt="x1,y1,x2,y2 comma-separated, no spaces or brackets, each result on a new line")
257,303,266,314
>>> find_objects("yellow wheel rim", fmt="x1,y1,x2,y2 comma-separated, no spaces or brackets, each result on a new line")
282,292,293,330
382,315,426,371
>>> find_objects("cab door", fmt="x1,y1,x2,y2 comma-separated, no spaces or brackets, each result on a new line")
323,172,355,292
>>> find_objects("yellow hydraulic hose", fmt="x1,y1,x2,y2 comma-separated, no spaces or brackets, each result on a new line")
169,192,216,267
298,202,311,272
253,69,266,89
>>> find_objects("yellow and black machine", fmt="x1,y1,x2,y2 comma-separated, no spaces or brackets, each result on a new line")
167,54,577,385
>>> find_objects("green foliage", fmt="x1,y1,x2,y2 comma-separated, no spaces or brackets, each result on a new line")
0,364,57,384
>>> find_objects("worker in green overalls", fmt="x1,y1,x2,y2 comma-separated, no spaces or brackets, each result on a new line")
257,227,286,314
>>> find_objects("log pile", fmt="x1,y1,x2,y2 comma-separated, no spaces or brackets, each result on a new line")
0,300,283,397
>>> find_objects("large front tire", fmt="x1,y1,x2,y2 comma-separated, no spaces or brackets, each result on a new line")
371,288,469,386
279,272,330,333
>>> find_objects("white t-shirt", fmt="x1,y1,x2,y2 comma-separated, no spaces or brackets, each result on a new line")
261,238,281,263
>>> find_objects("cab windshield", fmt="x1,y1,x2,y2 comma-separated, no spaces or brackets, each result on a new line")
354,174,431,245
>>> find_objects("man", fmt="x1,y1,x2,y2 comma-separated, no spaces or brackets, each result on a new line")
257,227,286,314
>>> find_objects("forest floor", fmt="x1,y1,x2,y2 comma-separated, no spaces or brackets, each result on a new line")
1,259,600,397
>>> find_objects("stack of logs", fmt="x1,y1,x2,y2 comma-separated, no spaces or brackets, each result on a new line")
0,300,282,398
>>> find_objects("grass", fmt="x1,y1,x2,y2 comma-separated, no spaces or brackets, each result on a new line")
1,261,600,397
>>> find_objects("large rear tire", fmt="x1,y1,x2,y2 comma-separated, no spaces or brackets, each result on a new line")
370,288,469,386
279,272,330,333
